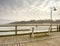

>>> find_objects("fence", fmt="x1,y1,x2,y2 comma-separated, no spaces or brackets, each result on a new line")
0,24,60,46
0,25,59,36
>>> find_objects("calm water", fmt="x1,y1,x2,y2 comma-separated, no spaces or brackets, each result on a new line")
0,26,57,35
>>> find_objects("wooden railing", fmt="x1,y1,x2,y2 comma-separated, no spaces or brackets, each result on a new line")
0,25,60,46
0,25,59,36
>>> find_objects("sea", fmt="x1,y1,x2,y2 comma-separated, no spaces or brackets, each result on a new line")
0,26,57,35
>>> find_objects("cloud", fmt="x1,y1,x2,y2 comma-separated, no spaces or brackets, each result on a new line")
55,0,60,2
0,0,16,6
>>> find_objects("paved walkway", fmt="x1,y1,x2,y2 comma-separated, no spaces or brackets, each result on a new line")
0,32,60,46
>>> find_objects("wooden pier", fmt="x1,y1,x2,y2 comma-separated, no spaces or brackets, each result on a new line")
0,23,60,46
0,32,60,46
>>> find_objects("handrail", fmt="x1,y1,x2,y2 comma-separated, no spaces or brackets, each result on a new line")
0,25,58,36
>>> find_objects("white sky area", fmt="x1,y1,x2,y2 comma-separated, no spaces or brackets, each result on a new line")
0,0,60,24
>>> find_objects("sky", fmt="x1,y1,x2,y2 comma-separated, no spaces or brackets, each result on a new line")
0,0,60,24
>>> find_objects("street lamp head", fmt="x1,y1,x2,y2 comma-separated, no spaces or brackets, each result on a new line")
53,7,57,11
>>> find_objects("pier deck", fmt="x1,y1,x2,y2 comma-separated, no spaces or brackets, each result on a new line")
0,32,60,46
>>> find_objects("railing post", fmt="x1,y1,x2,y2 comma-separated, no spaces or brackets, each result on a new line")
57,25,59,31
31,27,34,38
48,26,50,35
36,25,38,28
59,25,60,31
15,26,17,35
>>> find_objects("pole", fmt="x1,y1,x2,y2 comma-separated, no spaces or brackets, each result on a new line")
50,7,52,32
48,7,52,35
50,7,57,32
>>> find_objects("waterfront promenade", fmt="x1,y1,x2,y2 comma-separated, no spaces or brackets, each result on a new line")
0,32,60,46
0,23,60,46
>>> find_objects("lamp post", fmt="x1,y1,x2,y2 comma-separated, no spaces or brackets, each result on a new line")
48,7,57,35
50,7,57,32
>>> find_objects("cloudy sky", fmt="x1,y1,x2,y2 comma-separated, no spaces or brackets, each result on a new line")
0,0,60,24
